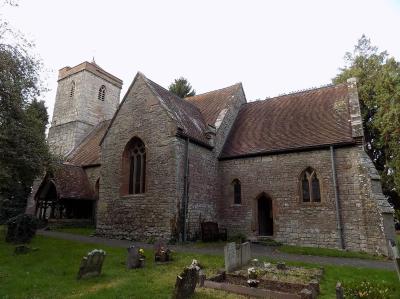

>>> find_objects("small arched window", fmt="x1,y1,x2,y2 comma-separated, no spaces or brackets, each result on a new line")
300,168,321,202
70,81,75,98
121,137,146,195
232,179,241,204
98,85,106,101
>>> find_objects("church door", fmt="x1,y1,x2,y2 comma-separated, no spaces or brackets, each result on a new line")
258,195,273,236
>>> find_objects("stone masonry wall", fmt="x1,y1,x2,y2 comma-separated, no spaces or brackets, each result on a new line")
175,139,219,240
218,146,391,254
48,69,121,156
96,75,179,241
174,84,246,239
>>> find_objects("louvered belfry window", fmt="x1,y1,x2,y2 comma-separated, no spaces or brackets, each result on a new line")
98,85,106,101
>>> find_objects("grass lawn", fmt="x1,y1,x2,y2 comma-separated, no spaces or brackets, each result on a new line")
279,244,386,261
52,226,96,236
1,225,399,298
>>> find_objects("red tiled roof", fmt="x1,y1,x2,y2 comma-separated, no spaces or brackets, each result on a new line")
67,120,110,166
52,163,95,200
220,83,355,159
143,76,211,146
186,83,242,126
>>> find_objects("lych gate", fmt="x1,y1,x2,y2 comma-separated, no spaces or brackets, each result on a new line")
34,164,97,223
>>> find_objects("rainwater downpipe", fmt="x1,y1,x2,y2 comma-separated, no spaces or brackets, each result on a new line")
330,145,345,250
182,137,190,242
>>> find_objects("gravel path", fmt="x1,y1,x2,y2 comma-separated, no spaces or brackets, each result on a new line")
37,230,395,271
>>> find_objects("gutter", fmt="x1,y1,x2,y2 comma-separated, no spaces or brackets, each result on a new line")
182,137,190,242
219,141,356,161
330,145,345,249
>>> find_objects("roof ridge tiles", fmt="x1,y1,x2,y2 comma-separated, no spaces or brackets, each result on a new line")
185,83,241,99
269,82,346,100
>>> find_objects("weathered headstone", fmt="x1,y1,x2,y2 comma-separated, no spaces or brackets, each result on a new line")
224,242,252,272
335,281,344,299
224,242,238,272
389,240,400,282
77,249,106,279
154,239,171,262
126,245,144,269
172,264,199,299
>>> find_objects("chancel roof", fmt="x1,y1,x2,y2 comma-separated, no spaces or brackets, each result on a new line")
220,83,355,159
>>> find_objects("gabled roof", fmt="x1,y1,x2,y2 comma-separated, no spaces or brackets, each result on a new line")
100,72,212,148
37,163,95,200
186,83,243,127
142,76,211,146
67,120,110,166
220,83,355,159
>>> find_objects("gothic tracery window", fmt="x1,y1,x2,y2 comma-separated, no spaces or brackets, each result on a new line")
232,179,241,204
121,137,146,195
300,167,321,202
98,85,106,101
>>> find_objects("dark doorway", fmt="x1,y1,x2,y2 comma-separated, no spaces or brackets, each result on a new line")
258,194,273,236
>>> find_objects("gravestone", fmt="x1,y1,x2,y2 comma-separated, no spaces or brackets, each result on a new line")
224,242,252,272
335,281,344,299
224,242,238,272
154,239,171,262
126,245,144,269
389,240,400,281
172,264,199,299
77,249,106,279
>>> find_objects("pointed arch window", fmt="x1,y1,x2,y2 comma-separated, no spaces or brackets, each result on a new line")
232,179,241,204
98,85,106,101
121,137,146,195
300,168,321,202
70,81,75,98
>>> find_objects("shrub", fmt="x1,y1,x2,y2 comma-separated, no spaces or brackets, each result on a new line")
6,214,38,244
344,280,392,299
228,233,247,244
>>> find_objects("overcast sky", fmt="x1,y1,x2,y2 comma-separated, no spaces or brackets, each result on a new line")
2,0,400,120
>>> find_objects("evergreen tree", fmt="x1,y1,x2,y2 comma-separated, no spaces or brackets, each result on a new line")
334,35,400,209
168,77,196,98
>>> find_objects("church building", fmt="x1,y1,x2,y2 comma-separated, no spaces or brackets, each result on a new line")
26,61,395,256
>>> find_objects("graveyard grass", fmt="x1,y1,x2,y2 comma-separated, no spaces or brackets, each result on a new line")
0,226,399,299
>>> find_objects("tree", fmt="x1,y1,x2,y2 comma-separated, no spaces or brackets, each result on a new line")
0,10,52,222
168,77,196,98
333,35,400,209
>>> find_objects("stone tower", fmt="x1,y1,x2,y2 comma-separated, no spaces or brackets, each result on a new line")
48,61,123,156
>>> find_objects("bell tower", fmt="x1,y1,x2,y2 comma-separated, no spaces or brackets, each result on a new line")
48,61,123,157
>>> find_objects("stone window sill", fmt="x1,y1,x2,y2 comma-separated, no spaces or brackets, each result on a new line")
121,194,146,199
230,204,242,207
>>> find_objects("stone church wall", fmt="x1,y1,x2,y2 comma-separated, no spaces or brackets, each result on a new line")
176,140,219,240
96,76,180,241
218,146,392,255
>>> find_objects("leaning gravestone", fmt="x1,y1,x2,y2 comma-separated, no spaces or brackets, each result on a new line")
172,263,200,299
77,249,106,279
6,214,38,244
126,245,144,269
